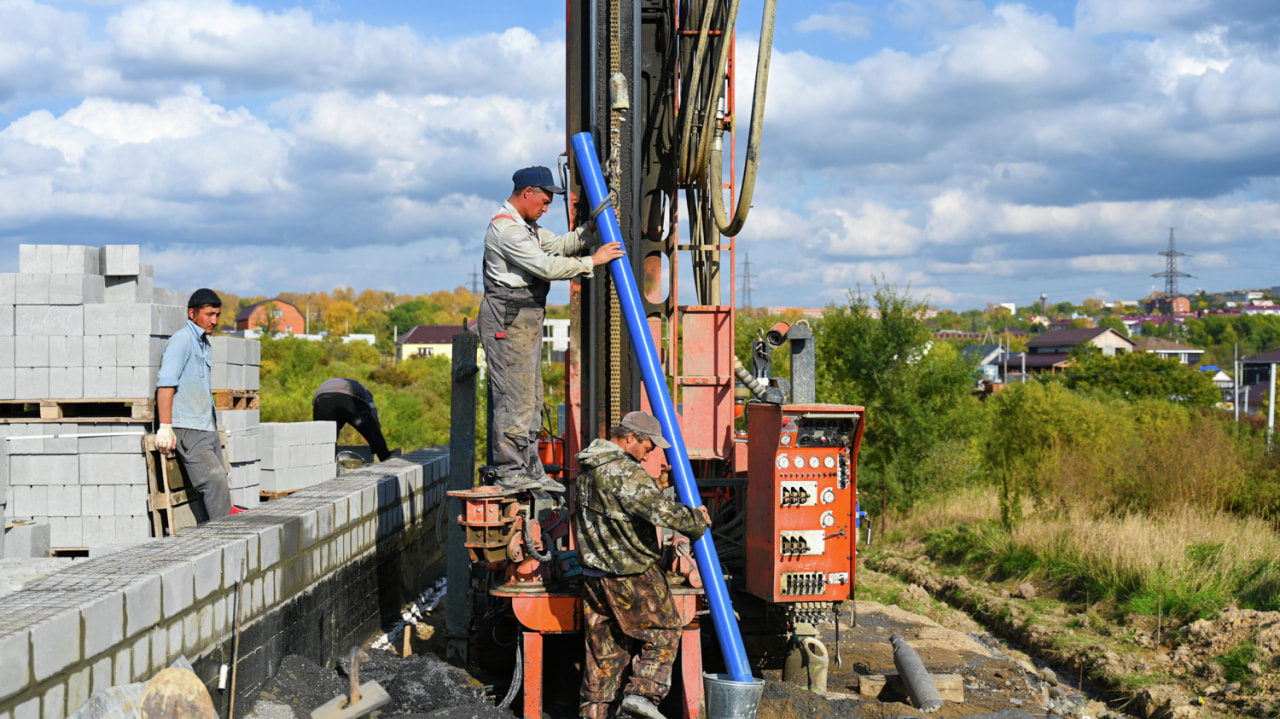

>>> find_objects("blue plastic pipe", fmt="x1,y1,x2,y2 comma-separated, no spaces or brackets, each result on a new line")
571,131,752,682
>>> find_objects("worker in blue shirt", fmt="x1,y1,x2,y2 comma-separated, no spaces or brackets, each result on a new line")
155,288,232,521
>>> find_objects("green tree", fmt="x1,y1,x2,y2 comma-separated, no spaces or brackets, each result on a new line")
816,280,979,515
1063,349,1220,407
1097,316,1128,336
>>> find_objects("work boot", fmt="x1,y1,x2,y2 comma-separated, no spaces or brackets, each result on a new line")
537,477,567,493
620,695,665,719
495,475,542,492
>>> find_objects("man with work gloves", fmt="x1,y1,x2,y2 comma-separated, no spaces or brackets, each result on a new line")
574,411,712,719
155,288,232,522
480,165,623,492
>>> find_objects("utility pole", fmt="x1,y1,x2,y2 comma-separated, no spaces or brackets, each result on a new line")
1234,343,1240,425
469,265,481,296
1151,228,1192,336
1269,363,1276,452
739,253,757,311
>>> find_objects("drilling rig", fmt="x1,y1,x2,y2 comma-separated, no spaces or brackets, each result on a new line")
449,2,865,716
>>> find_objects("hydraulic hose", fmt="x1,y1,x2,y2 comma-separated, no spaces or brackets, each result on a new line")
708,0,776,236
676,0,718,184
734,356,769,400
571,131,752,683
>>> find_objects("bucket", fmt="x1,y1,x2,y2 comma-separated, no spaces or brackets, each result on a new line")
704,673,765,719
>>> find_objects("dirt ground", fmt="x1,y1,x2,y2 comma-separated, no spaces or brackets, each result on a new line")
243,590,1108,719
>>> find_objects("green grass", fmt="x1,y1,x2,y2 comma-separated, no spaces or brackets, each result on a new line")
1218,640,1259,686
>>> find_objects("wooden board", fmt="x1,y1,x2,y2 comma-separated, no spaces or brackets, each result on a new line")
213,390,260,410
0,398,155,422
856,673,964,703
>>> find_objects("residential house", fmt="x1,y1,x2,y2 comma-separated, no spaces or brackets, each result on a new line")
1020,327,1135,374
1133,337,1204,365
235,298,306,335
396,322,479,362
960,344,1008,383
1241,349,1280,388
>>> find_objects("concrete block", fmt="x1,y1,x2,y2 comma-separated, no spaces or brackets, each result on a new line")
49,335,84,368
246,339,261,365
116,485,147,516
49,483,81,516
210,362,229,390
138,365,158,396
13,368,49,400
139,263,155,279
115,366,137,397
124,574,162,637
308,421,338,445
78,454,146,485
50,517,83,547
83,366,116,398
18,244,50,273
84,304,149,336
0,273,15,303
31,609,80,681
139,632,156,678
192,547,222,600
151,305,185,336
116,333,147,366
99,245,141,276
104,275,155,304
245,365,260,391
149,336,166,367
14,274,50,305
14,698,38,719
0,629,31,699
49,367,84,399
113,646,130,686
59,245,101,274
0,303,12,336
0,336,13,368
159,561,194,620
0,366,13,400
82,592,124,658
91,655,113,696
41,681,65,719
16,305,82,336
11,455,77,485
15,336,49,368
96,335,118,366
111,431,140,453
49,274,104,304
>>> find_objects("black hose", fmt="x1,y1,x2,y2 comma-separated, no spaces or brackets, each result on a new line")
891,634,944,712
498,641,523,709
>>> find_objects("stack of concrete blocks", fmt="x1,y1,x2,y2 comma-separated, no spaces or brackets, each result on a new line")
1,424,150,549
259,422,337,493
0,244,186,401
216,409,262,508
210,335,261,392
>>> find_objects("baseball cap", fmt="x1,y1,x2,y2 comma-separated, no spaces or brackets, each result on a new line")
621,411,671,449
188,288,222,309
512,166,565,195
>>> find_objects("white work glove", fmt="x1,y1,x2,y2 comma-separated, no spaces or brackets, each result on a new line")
156,423,177,454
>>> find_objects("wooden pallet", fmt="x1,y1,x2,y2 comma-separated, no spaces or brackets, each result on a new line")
259,488,300,501
0,398,155,422
213,390,259,410
142,429,232,536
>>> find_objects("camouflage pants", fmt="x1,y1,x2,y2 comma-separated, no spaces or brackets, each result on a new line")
580,565,683,719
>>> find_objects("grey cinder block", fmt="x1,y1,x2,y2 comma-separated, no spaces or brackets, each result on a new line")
159,561,194,620
124,575,162,637
0,336,13,368
14,368,49,400
84,305,150,336
0,303,13,336
50,274,105,304
59,245,101,274
0,629,31,698
31,609,82,680
0,273,15,303
50,367,84,399
18,244,50,273
49,335,85,369
82,593,125,658
14,274,50,305
16,305,83,336
117,334,149,366
15,336,49,368
100,245,141,276
104,276,155,304
3,520,51,558
83,366,116,398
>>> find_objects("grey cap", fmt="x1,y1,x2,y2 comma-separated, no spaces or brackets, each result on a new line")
621,411,670,449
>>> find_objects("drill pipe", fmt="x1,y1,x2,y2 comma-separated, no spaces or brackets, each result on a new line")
570,131,752,683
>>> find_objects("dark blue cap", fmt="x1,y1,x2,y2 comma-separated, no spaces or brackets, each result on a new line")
512,166,565,194
188,288,222,308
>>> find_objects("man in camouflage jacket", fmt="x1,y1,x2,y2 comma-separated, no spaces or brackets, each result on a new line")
574,411,711,719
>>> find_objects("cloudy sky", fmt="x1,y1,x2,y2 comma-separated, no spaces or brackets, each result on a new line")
1,0,1277,311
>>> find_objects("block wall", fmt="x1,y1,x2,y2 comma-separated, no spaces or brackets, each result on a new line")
0,448,448,718
259,422,337,493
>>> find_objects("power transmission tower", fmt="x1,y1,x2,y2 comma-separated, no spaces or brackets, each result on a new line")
1151,227,1192,333
469,265,481,296
739,253,757,311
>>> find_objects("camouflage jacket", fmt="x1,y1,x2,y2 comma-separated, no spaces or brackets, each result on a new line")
573,438,708,576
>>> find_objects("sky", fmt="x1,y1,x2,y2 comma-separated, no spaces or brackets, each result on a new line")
0,0,1277,312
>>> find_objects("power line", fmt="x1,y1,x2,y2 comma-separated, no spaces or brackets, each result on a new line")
469,265,481,296
739,252,757,311
1151,227,1192,327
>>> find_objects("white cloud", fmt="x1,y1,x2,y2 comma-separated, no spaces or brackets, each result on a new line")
796,4,872,39
1076,0,1212,35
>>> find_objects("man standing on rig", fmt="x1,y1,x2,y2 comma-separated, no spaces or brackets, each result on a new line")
480,165,623,493
574,411,712,719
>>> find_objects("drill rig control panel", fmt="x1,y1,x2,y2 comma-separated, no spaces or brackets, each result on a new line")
744,403,865,604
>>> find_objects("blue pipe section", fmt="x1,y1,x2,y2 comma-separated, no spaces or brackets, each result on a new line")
571,131,752,682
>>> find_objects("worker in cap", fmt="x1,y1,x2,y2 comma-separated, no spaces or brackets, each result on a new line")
573,411,711,719
313,378,397,462
480,165,624,493
155,288,233,521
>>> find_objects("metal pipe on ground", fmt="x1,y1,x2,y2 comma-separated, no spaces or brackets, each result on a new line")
891,634,944,713
571,130,753,683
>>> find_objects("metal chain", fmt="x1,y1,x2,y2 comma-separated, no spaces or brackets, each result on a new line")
608,0,623,428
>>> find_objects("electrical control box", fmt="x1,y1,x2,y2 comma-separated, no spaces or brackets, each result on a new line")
744,403,865,603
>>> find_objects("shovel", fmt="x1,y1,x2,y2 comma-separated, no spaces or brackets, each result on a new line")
311,647,390,719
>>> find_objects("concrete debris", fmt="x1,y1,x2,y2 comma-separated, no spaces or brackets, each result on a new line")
371,577,447,652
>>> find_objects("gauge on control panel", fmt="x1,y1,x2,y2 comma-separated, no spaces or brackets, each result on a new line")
824,455,836,468
780,434,792,446
777,455,790,469
808,455,821,469
820,487,835,504
820,510,835,527
793,454,805,467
